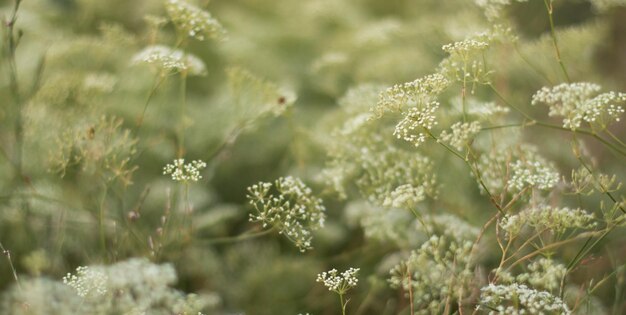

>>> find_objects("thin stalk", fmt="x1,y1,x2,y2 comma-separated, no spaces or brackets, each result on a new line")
513,43,553,84
178,72,188,158
605,129,626,149
4,0,23,176
543,0,570,82
0,241,21,291
424,128,504,214
507,231,602,270
201,228,274,245
408,264,414,315
340,293,347,315
489,84,626,157
136,73,166,129
99,184,109,257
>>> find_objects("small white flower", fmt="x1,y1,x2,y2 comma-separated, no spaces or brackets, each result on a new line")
163,158,207,182
316,267,359,294
165,0,225,41
132,45,207,75
532,82,626,130
247,176,326,252
63,266,108,298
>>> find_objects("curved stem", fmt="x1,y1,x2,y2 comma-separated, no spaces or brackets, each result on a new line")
424,128,504,214
136,74,166,129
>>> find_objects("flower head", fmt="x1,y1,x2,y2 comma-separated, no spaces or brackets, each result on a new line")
63,266,108,298
532,82,626,130
478,283,571,314
165,0,225,41
132,45,206,75
163,159,207,182
316,267,359,294
247,176,326,252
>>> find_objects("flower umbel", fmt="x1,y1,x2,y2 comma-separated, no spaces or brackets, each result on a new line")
63,266,108,298
163,159,207,182
132,45,206,75
478,283,571,314
532,82,626,130
316,268,359,294
165,0,225,41
247,176,326,252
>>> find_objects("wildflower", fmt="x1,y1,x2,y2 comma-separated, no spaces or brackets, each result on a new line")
520,258,567,291
478,283,571,314
247,176,326,252
163,159,207,182
389,235,475,313
372,73,449,118
165,0,225,41
132,45,207,75
500,204,596,237
357,148,437,207
442,38,489,55
383,184,426,209
532,82,626,130
316,268,359,294
63,266,108,298
393,101,439,147
507,154,559,192
438,121,481,151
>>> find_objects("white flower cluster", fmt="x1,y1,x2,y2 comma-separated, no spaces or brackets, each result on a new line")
163,158,207,182
165,0,225,41
357,148,437,208
63,266,108,298
372,74,448,147
438,121,481,151
507,155,560,192
247,176,326,252
393,102,439,146
132,45,206,75
475,148,511,194
479,283,571,314
316,268,359,294
383,183,426,209
520,258,567,291
500,204,596,237
389,235,475,313
532,82,626,130
373,73,449,118
442,38,489,56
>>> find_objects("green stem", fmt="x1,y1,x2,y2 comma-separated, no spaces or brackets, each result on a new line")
543,0,570,82
99,184,109,257
423,128,504,214
340,293,347,315
201,228,274,245
489,84,626,157
0,241,21,291
178,72,188,158
136,74,166,129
